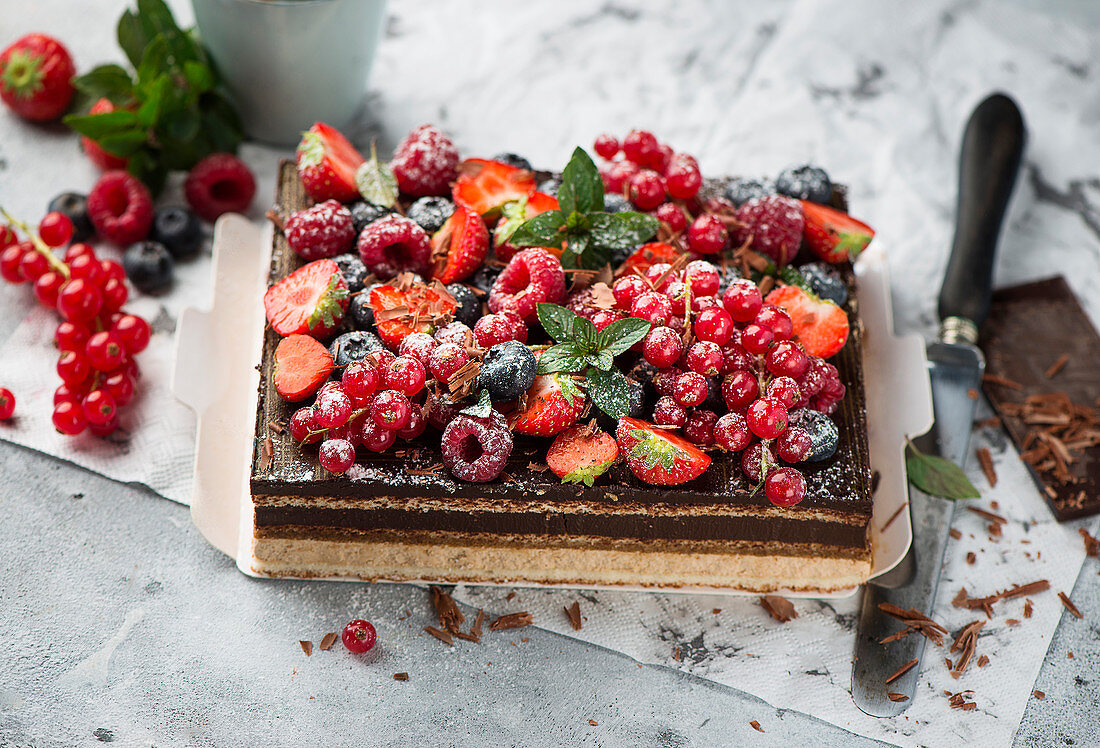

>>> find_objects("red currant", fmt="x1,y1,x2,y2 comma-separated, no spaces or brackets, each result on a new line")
360,418,397,452
644,262,675,292
642,326,683,369
766,341,809,379
653,396,688,428
0,387,14,420
722,370,759,410
102,371,134,407
722,280,762,322
371,390,411,431
68,254,103,285
714,412,751,452
54,383,83,406
685,341,723,377
602,159,640,194
622,129,660,167
682,260,720,297
52,401,87,435
384,356,427,397
754,305,793,340
652,367,681,397
290,407,323,445
628,169,666,211
590,308,622,331
56,279,103,324
428,343,470,384
720,343,754,375
101,278,128,312
0,224,15,250
740,323,775,355
654,144,674,173
776,426,812,463
663,281,688,315
88,416,120,438
765,466,807,507
33,271,65,309
654,203,688,233
398,332,438,367
18,246,49,282
665,155,702,199
396,404,428,440
342,619,377,653
111,314,151,354
693,307,734,346
341,362,380,405
740,441,777,482
86,331,126,372
0,245,26,283
684,409,718,446
593,133,620,160
39,211,74,247
687,214,727,255
314,386,353,429
631,291,672,326
57,350,91,385
613,275,648,312
64,243,95,263
746,397,788,439
672,371,708,407
766,376,801,409
99,259,125,283
82,389,118,426
319,438,356,474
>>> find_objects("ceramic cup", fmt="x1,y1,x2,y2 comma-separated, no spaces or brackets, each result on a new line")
191,0,387,146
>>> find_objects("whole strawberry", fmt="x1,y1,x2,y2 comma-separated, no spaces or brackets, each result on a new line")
392,124,459,197
0,34,75,122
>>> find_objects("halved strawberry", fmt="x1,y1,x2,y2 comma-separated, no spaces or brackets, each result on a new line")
510,372,586,437
296,122,365,203
765,284,849,358
264,258,349,338
452,159,537,220
546,423,619,486
369,280,457,348
800,200,875,263
494,191,561,261
615,417,710,486
616,241,691,276
431,204,489,284
273,334,334,402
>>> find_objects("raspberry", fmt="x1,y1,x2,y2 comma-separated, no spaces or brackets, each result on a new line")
474,312,527,347
86,171,154,246
391,124,459,197
184,153,257,222
732,196,804,267
342,619,377,654
357,215,432,279
441,413,513,482
488,248,565,321
284,200,355,261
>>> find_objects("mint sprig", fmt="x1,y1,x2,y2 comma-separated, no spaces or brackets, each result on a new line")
508,148,659,269
63,0,243,193
906,439,980,500
536,302,649,418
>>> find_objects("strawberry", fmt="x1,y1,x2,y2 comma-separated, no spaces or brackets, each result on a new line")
494,191,560,261
452,159,537,220
546,423,619,486
431,204,489,284
82,98,129,170
800,200,875,263
510,372,585,437
0,34,75,122
615,417,711,486
296,123,365,203
765,284,849,359
264,258,349,338
369,281,457,348
273,334,334,402
617,241,690,276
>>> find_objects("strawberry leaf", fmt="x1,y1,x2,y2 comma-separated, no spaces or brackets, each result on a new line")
537,343,587,375
536,303,578,343
460,389,494,418
586,367,629,419
561,458,615,487
596,317,651,357
557,147,604,216
906,441,980,500
628,429,677,471
355,142,398,208
557,374,584,407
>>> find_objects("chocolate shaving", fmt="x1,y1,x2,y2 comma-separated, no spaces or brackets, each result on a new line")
967,506,1007,524
430,586,465,634
881,501,908,532
588,719,599,726
505,591,517,601
673,647,682,661
885,658,918,684
299,640,312,656
1058,591,1083,619
952,580,1050,618
947,690,977,710
393,672,409,681
1079,527,1100,557
454,631,481,643
983,373,1023,390
749,720,765,733
877,602,948,646
1024,599,1034,618
1044,353,1069,379
564,601,583,631
887,692,910,702
759,595,797,623
966,552,977,565
949,528,963,540
319,632,338,650
268,420,284,434
1006,618,1020,626
471,609,485,638
1033,689,1045,699
424,626,453,646
949,620,985,678
976,447,997,487
259,436,273,471
977,655,989,668
489,612,533,630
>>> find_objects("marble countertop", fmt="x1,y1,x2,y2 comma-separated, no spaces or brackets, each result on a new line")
1,0,1099,745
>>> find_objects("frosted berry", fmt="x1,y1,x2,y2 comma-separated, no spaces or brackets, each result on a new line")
765,466,807,507
284,200,355,261
474,312,527,348
721,343,755,375
602,159,640,194
687,214,727,255
314,386,353,429
39,211,73,247
685,341,722,377
776,426,812,463
693,307,734,346
665,155,702,200
766,341,809,379
672,371,708,407
319,438,356,474
766,376,801,409
398,332,438,367
342,619,377,654
740,323,774,355
434,321,474,348
631,291,672,327
622,130,660,167
788,409,838,462
655,202,688,233
360,419,397,452
652,367,681,397
613,275,648,312
396,404,427,440
428,343,470,384
653,395,688,428
714,412,751,452
644,262,675,292
0,388,14,420
721,279,762,322
664,280,688,315
628,170,665,211
740,441,777,483
643,326,683,369
684,409,718,446
722,370,759,410
776,164,832,204
441,413,513,482
287,407,318,444
746,397,788,439
488,248,566,321
754,305,793,341
593,133,620,160
682,260,720,297
341,362,380,405
732,196,803,267
371,389,411,431
357,214,432,278
383,356,427,397
391,124,459,197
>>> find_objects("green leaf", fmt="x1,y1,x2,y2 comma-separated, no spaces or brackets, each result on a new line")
565,210,589,233
557,147,604,215
906,441,981,500
355,143,399,208
71,64,134,102
573,315,598,351
557,374,584,408
117,9,151,68
183,60,214,93
778,265,813,295
161,106,201,141
536,303,578,343
508,209,565,249
589,211,660,251
585,350,614,371
63,110,141,139
596,317,651,358
460,389,494,419
98,129,149,157
136,75,169,127
561,458,615,487
536,343,587,375
136,35,170,87
586,367,630,419
494,197,530,247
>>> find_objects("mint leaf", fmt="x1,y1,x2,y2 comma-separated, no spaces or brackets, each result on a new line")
603,212,661,249
537,343,587,375
71,64,134,102
460,389,494,419
98,129,149,157
906,441,980,500
355,143,398,208
573,315,598,352
508,210,565,250
536,303,577,343
586,367,630,419
64,110,140,139
557,147,604,215
596,317,651,357
585,350,614,371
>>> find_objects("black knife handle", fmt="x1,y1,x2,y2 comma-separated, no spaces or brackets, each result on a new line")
938,93,1026,328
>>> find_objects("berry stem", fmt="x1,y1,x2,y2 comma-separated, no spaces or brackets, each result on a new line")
0,207,70,279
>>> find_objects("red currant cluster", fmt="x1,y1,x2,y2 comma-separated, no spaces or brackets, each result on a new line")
613,260,845,506
0,212,150,437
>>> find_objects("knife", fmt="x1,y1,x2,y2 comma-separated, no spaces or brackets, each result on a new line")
851,92,1026,716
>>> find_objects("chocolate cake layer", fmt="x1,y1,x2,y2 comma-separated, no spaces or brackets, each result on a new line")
251,162,873,558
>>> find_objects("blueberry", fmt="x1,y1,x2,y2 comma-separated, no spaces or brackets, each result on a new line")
800,262,848,306
493,153,533,171
333,253,369,292
538,178,561,197
724,178,774,207
597,376,647,432
603,193,631,213
716,263,744,295
151,206,203,259
122,241,174,294
349,283,381,330
468,264,501,296
406,196,455,235
476,340,535,402
46,192,94,243
447,283,481,328
630,360,660,393
349,201,391,234
788,409,839,462
328,330,385,367
776,165,832,204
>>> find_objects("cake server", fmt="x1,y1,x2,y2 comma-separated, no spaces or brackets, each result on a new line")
852,92,1026,716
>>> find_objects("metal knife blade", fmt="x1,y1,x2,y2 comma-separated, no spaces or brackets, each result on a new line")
852,93,1026,716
